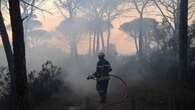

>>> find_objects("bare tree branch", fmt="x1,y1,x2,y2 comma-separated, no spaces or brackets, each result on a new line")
153,0,174,31
188,10,195,20
54,2,66,17
20,0,53,15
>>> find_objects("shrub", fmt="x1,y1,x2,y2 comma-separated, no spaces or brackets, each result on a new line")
28,61,65,105
0,66,10,110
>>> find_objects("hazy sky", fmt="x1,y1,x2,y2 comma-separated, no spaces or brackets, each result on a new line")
0,0,194,55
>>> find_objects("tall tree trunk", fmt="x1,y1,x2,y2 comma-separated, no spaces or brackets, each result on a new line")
89,33,92,55
68,2,73,19
134,36,139,54
96,32,100,53
23,0,36,44
93,32,96,55
138,12,143,57
70,39,77,58
73,38,78,58
179,0,188,80
106,13,111,54
172,2,180,52
131,32,139,54
0,5,15,110
101,32,105,52
8,0,29,110
0,3,14,84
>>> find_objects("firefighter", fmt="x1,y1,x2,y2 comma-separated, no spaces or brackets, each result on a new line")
87,52,112,104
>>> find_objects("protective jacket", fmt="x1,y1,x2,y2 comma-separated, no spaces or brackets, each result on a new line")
93,59,112,80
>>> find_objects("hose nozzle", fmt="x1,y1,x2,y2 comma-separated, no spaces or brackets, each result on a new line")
87,74,95,80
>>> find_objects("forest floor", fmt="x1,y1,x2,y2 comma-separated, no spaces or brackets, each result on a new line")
33,80,195,110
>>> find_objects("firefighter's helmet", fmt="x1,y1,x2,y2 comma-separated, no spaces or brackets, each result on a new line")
98,52,105,57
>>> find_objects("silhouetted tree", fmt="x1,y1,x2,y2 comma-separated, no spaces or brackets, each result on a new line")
0,1,13,69
57,17,88,57
55,0,82,19
28,29,51,47
55,0,84,57
87,18,109,53
8,0,29,110
132,0,152,57
153,0,195,51
101,0,125,54
80,0,113,54
0,1,15,110
179,0,188,80
82,0,127,54
120,18,162,54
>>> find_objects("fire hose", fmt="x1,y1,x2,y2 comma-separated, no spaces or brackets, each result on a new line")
87,74,128,110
